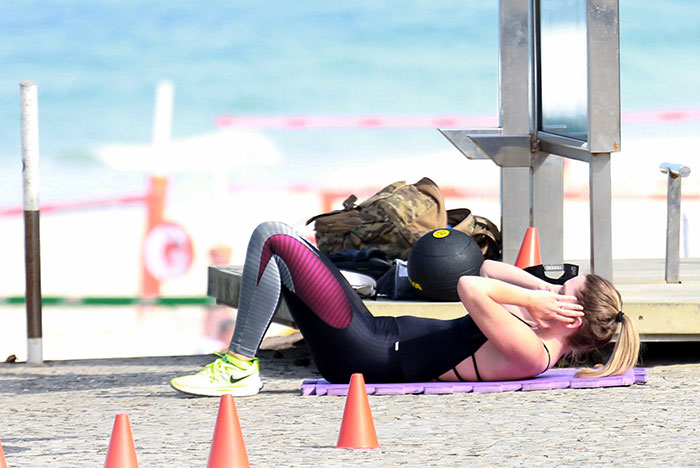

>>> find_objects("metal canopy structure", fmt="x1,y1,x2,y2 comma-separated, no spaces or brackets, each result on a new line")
441,0,620,280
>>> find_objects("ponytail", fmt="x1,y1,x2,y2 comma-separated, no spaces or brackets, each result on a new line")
575,313,640,378
568,274,641,378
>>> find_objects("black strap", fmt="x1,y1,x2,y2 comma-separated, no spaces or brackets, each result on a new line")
542,342,551,372
453,365,469,382
471,355,483,382
512,313,552,375
511,313,531,327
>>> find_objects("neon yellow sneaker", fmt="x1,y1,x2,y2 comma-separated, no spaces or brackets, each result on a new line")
170,354,263,397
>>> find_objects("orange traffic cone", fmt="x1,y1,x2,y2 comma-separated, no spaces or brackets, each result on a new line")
104,414,139,468
207,395,250,468
335,373,379,449
514,227,541,269
0,437,8,468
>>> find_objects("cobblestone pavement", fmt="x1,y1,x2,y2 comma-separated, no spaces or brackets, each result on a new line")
1,342,699,468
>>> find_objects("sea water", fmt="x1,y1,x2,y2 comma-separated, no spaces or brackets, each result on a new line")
1,1,698,174
0,1,699,358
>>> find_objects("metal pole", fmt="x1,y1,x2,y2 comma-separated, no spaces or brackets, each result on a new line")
665,174,681,283
499,0,531,263
532,153,564,264
589,152,613,281
660,162,691,283
20,80,43,365
501,168,531,263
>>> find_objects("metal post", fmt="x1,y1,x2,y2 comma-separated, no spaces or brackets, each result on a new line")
532,153,564,264
660,162,691,283
589,152,613,281
586,0,619,281
501,167,531,263
499,0,531,263
20,80,43,365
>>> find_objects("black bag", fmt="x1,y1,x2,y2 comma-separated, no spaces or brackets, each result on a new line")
524,264,579,285
327,248,392,280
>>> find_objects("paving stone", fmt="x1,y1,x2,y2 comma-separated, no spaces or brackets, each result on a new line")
0,345,699,467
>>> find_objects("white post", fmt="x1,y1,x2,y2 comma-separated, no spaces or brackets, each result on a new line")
152,80,174,146
20,80,43,365
140,81,174,297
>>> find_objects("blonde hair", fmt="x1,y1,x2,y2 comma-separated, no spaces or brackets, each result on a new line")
568,274,640,378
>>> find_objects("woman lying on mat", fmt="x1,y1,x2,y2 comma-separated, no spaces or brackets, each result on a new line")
171,221,640,397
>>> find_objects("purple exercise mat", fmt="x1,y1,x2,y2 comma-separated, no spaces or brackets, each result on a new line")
301,368,648,396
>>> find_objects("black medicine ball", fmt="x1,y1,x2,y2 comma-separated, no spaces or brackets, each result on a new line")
407,228,484,301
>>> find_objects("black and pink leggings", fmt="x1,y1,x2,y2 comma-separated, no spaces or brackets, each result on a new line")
229,222,487,383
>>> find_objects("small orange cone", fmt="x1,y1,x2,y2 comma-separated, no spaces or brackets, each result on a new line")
104,414,139,468
207,395,250,468
514,227,541,269
1,437,8,468
335,373,379,449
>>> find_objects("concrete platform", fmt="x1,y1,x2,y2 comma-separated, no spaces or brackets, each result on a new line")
208,259,700,342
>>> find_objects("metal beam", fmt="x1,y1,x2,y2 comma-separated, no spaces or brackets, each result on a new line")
438,128,502,161
440,131,532,168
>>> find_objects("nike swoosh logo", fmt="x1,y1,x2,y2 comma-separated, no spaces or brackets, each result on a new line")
230,374,252,384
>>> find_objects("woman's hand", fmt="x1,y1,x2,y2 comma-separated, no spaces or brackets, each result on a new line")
525,290,583,328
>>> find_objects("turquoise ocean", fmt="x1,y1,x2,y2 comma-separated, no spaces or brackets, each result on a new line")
1,0,699,204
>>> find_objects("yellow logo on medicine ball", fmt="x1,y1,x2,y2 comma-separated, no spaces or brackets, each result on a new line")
432,229,450,239
409,278,423,291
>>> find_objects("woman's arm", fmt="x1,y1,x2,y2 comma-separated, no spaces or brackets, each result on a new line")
480,259,560,293
457,276,582,372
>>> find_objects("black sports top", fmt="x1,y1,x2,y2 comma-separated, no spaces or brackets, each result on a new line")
452,314,552,382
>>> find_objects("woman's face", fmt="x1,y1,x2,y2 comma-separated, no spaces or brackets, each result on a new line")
562,275,587,298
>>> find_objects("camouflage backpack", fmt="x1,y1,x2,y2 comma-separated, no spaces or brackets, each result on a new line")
307,178,446,260
447,208,502,261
